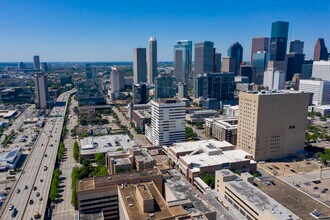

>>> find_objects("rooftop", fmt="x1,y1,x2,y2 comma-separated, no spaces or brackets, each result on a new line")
244,90,308,96
170,140,234,155
0,146,22,163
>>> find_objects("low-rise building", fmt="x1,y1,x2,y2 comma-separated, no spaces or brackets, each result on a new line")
215,169,299,220
206,117,238,145
0,110,17,119
314,105,330,117
186,110,219,123
132,109,151,133
0,146,23,171
223,105,239,117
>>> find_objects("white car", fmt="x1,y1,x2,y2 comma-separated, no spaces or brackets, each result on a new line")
9,204,14,211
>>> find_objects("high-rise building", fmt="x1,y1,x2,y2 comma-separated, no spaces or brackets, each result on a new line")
285,53,305,81
237,90,311,161
33,55,40,70
313,38,328,61
312,61,330,81
299,79,330,106
148,36,158,84
301,60,313,79
227,42,243,75
110,66,125,99
240,64,253,83
222,57,236,73
289,40,304,54
40,62,48,73
133,48,147,84
194,41,214,77
133,83,149,104
34,72,50,109
177,82,188,99
251,37,270,62
145,99,186,145
194,73,235,102
213,50,221,72
252,51,271,84
154,73,176,99
17,62,25,71
85,63,96,79
174,40,192,84
269,21,289,61
263,68,286,90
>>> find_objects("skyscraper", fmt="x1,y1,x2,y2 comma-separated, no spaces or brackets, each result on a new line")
17,62,25,70
133,83,148,104
240,64,253,83
177,82,188,99
174,40,192,84
251,37,269,62
222,57,236,73
40,62,48,72
33,55,40,70
213,50,221,72
154,73,176,99
194,41,214,77
285,53,305,81
110,66,125,99
228,42,243,75
148,36,158,84
133,48,147,84
289,40,304,54
85,63,96,79
34,72,50,109
269,21,289,61
313,38,328,61
252,52,271,84
263,67,285,90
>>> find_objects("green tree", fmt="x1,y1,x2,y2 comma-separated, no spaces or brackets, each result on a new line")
95,153,105,166
73,141,79,161
81,158,91,167
202,173,215,189
81,133,88,138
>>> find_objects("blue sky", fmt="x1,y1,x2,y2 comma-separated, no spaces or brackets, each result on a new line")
0,0,329,62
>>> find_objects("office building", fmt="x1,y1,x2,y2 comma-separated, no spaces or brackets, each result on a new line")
186,110,218,123
0,146,23,171
239,64,252,83
215,169,300,220
34,72,50,109
174,40,192,84
194,73,235,103
131,109,151,133
222,57,236,73
299,79,330,106
251,37,269,62
85,63,96,79
40,62,48,72
252,51,271,84
145,99,186,146
177,82,188,98
314,38,328,61
301,60,313,79
60,75,72,85
110,66,125,99
263,68,285,90
285,53,305,81
194,41,214,77
76,80,107,106
237,90,311,161
17,62,25,70
133,83,148,104
0,87,32,104
148,36,158,84
33,55,40,70
227,42,243,75
269,21,289,61
312,61,330,81
213,50,221,72
205,117,238,145
133,48,147,83
289,40,304,54
154,73,176,99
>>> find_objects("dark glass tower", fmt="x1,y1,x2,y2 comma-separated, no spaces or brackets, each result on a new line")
289,40,304,54
227,42,243,75
269,21,289,61
313,38,328,61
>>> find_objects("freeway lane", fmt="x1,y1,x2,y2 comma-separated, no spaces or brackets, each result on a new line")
0,90,75,220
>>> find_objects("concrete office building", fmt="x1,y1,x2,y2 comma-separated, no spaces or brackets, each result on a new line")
34,72,50,109
131,109,151,133
174,40,192,84
148,36,158,84
237,90,311,161
299,79,330,106
314,38,328,61
215,170,300,220
269,21,289,61
213,50,222,72
222,57,236,74
154,73,176,99
251,37,269,63
206,117,238,145
33,55,40,70
133,48,147,84
263,68,286,90
289,40,304,54
194,41,214,77
228,42,243,75
252,51,270,84
145,99,185,146
110,66,125,99
312,61,330,81
177,82,188,98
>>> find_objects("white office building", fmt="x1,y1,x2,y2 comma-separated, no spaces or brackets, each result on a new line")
312,61,330,81
299,79,330,106
263,67,285,90
145,99,186,145
110,66,125,99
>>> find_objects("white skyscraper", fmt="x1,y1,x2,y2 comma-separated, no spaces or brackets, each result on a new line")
312,61,330,81
263,67,285,90
148,36,158,84
110,66,125,100
145,99,186,145
33,55,40,70
34,72,49,109
299,79,330,106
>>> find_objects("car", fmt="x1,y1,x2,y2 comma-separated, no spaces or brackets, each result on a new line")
9,204,14,211
290,169,296,173
313,187,319,190
40,179,43,182
39,197,43,201
16,189,20,194
36,192,40,197
29,199,34,205
11,208,17,218
44,166,48,171
304,182,311,186
45,154,48,157
24,185,28,190
33,186,37,191
263,181,271,186
50,144,53,147
295,184,300,188
313,180,321,184
5,186,11,190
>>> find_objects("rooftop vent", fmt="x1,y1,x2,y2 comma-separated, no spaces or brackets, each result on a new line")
149,213,155,217
128,203,134,207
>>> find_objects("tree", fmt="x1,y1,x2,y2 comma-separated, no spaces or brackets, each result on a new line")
320,116,327,121
73,141,79,161
81,158,91,167
81,133,88,138
95,153,105,166
202,173,215,189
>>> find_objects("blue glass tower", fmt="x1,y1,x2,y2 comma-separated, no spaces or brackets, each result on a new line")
228,42,243,75
270,21,289,61
174,40,192,84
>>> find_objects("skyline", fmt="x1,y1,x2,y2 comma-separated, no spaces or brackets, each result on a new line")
0,0,330,62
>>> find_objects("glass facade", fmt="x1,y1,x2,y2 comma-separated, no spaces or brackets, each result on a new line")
174,40,192,84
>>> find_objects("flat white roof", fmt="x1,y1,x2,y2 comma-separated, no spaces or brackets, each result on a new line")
171,139,233,154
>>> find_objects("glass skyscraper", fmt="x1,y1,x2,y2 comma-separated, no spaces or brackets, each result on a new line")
227,42,243,75
252,51,271,84
154,73,176,99
194,41,214,77
270,21,289,61
174,40,192,84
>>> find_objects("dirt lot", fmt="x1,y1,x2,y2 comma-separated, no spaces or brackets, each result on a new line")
259,160,320,177
256,172,330,220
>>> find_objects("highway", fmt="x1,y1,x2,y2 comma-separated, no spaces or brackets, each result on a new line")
0,90,75,220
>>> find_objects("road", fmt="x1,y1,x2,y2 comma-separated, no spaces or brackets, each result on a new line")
0,90,75,220
52,97,79,220
186,123,207,140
